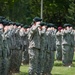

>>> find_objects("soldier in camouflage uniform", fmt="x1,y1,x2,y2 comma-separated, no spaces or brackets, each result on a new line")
1,20,10,75
38,22,47,75
56,26,62,60
46,23,56,75
0,19,4,75
28,17,42,75
62,24,74,66
9,23,22,73
20,26,26,65
23,25,29,64
20,25,30,65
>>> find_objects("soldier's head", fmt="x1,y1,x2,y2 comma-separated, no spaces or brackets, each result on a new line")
3,21,10,32
58,26,62,31
47,23,56,30
39,22,47,30
33,17,42,25
20,27,25,32
23,25,30,31
0,23,4,32
63,23,72,29
15,22,21,29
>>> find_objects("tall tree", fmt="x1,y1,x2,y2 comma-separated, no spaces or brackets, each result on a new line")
66,0,75,25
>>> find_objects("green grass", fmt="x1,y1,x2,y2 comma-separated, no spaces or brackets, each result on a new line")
15,53,75,75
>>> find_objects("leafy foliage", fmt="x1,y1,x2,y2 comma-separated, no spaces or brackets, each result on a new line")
0,0,75,27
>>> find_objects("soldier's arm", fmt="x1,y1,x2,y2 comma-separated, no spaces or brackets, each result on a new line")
29,25,39,35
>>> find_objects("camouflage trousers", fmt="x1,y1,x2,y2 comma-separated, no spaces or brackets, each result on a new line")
28,48,40,75
56,45,62,60
46,51,55,74
9,49,22,73
62,45,74,66
40,49,47,74
1,58,10,75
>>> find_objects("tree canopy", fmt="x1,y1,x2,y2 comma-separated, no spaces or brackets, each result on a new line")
0,0,75,27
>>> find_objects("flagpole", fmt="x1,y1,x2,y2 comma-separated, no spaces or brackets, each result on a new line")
41,0,43,20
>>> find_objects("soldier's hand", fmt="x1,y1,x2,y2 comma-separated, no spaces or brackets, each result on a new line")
13,25,17,29
0,24,3,28
18,26,21,29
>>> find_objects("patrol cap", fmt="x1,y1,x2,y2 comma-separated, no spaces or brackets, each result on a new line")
33,17,42,22
2,19,9,26
23,25,29,28
0,16,5,23
64,23,72,27
0,20,3,23
15,22,21,26
9,21,15,25
47,23,55,27
40,22,47,26
0,16,5,19
20,24,24,27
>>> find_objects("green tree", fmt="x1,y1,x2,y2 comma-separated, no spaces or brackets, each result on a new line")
66,0,75,25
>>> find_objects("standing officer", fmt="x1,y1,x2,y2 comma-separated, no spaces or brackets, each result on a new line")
56,26,62,60
28,17,42,75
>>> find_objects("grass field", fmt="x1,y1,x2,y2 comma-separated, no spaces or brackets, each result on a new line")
15,53,75,75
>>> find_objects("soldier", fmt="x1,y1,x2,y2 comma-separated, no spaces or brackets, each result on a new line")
38,22,47,75
56,26,62,60
20,25,26,65
9,22,22,73
0,18,4,75
15,23,23,72
23,25,29,64
1,20,10,75
46,23,56,75
62,24,74,67
28,17,42,75
20,25,30,65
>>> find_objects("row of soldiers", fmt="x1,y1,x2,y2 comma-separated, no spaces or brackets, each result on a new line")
28,17,75,75
0,16,75,75
28,17,57,75
0,16,30,75
56,24,74,67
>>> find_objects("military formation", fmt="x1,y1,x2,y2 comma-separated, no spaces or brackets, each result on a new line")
0,16,30,75
0,16,75,75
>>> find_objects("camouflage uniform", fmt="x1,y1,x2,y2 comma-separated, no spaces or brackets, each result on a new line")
28,24,40,75
46,25,56,75
10,26,22,73
1,28,10,75
19,27,25,65
56,31,62,60
23,29,29,64
9,26,21,73
62,25,74,66
0,24,4,75
39,26,47,75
